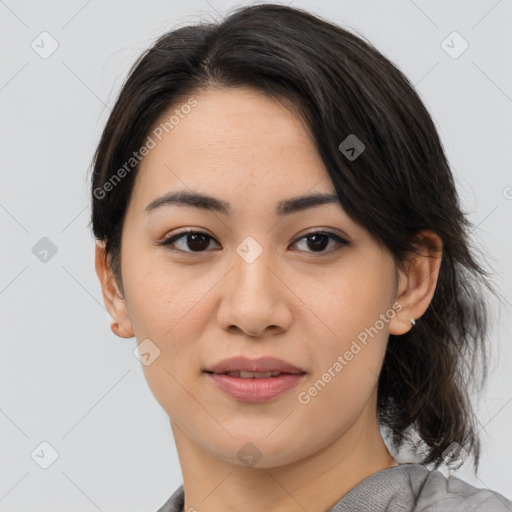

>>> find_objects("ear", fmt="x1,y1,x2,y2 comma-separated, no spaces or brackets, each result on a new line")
389,230,443,336
95,240,134,338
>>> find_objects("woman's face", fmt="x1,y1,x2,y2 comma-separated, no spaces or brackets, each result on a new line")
115,86,403,467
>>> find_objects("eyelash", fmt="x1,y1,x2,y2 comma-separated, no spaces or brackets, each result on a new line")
159,229,350,255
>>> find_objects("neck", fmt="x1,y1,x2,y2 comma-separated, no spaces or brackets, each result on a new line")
170,396,397,512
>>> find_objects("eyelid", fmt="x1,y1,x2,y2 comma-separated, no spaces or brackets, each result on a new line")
157,228,218,251
290,229,351,254
292,227,350,244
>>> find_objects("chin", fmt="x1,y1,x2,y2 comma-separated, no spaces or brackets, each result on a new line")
204,431,313,469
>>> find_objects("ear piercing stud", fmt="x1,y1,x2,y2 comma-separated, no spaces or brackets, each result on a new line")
409,319,416,326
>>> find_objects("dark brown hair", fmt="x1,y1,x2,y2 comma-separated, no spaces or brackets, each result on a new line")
89,3,501,471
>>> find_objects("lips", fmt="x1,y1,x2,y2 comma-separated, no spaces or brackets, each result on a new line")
220,370,285,378
205,356,306,375
204,356,306,403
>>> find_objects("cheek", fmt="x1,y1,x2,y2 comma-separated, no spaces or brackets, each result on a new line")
124,252,208,339
121,255,206,393
295,305,390,437
296,256,394,408
297,259,394,356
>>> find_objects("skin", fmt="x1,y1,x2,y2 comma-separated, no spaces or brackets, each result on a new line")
96,86,442,512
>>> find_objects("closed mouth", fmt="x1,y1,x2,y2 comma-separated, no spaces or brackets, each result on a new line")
206,370,305,379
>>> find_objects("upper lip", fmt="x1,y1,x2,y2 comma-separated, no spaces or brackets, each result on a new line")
205,356,306,374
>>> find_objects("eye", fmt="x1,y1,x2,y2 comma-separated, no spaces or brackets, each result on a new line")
159,228,350,255
291,230,350,254
159,230,220,253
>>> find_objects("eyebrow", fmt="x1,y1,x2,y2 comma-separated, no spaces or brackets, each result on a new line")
144,190,340,217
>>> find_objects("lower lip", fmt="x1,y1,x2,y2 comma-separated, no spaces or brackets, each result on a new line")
207,372,306,403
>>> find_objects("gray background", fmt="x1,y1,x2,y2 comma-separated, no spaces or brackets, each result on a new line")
1,0,511,510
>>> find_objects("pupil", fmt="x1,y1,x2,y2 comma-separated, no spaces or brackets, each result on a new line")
308,234,328,251
187,234,209,251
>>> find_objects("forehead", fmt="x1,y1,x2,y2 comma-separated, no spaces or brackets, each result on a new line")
165,85,309,140
132,86,332,210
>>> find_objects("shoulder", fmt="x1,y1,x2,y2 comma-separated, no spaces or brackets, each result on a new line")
415,465,512,511
155,466,512,512
332,463,512,512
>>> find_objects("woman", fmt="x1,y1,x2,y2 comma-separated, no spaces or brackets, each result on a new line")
90,3,512,511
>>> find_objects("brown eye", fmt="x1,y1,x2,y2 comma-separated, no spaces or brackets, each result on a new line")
291,231,350,254
160,230,220,253
159,229,350,255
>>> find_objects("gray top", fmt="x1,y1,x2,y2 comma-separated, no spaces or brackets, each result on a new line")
156,463,512,511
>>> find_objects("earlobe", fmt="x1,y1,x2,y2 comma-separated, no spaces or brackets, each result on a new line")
95,241,135,339
389,230,443,336
111,320,134,338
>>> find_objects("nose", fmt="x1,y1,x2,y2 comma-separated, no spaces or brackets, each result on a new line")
216,241,293,337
